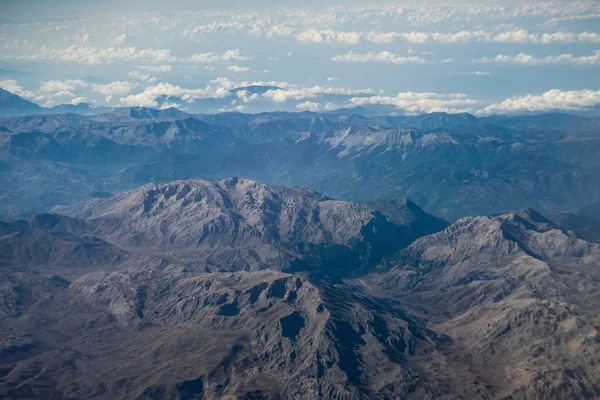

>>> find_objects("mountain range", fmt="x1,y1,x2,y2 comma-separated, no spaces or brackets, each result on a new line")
1,178,600,399
1,88,600,222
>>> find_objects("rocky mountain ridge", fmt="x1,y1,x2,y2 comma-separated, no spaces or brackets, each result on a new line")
1,178,600,399
2,91,600,221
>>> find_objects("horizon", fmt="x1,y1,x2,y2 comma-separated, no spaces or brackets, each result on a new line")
2,86,599,118
1,0,600,116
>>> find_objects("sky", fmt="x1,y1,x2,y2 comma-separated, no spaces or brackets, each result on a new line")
1,0,600,115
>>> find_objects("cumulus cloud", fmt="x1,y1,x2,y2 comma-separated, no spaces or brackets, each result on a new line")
76,32,92,42
491,29,600,44
366,31,399,44
478,89,600,115
349,92,481,114
297,29,362,45
127,71,158,83
249,24,293,38
363,29,600,45
475,50,600,65
1,45,250,65
8,45,177,64
0,79,36,99
262,85,375,103
296,101,321,111
40,79,87,93
70,96,88,105
187,49,252,63
139,65,172,72
113,34,130,45
227,65,250,72
91,81,137,103
0,79,23,93
331,51,426,64
118,81,232,107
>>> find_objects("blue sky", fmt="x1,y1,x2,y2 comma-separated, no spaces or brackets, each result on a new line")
1,0,599,115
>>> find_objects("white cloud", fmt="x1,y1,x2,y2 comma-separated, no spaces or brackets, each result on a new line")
139,65,172,72
349,92,481,114
366,31,399,44
227,65,250,72
261,85,375,103
577,32,600,44
297,29,362,45
76,32,92,42
113,34,129,45
128,71,158,83
296,101,321,111
1,45,250,66
398,32,429,44
361,29,600,45
491,29,600,44
331,51,426,64
249,24,293,38
70,96,88,105
478,89,600,115
39,79,87,93
187,49,251,63
91,81,137,99
118,81,231,107
1,79,23,94
10,45,177,64
389,31,489,44
463,71,492,76
0,79,37,99
475,50,600,65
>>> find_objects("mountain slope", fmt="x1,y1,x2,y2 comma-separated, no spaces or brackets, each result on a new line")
2,101,600,221
53,178,437,276
0,263,490,399
1,177,600,399
0,88,43,117
358,209,600,399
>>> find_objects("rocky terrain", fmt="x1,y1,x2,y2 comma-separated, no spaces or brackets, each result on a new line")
357,209,600,399
1,178,600,399
51,177,434,277
2,89,600,221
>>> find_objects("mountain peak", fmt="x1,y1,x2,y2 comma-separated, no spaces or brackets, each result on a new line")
51,178,447,275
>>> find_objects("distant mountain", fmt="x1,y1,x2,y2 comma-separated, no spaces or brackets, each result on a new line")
2,102,600,221
48,102,112,115
551,211,600,243
578,201,600,220
92,106,191,121
0,88,43,116
0,88,111,117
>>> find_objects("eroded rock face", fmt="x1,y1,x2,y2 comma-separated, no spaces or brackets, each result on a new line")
2,107,600,222
360,209,600,399
52,178,430,276
2,178,600,399
1,263,486,399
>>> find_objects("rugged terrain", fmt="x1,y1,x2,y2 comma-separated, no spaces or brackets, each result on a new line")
2,89,600,221
1,178,600,399
358,209,600,399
